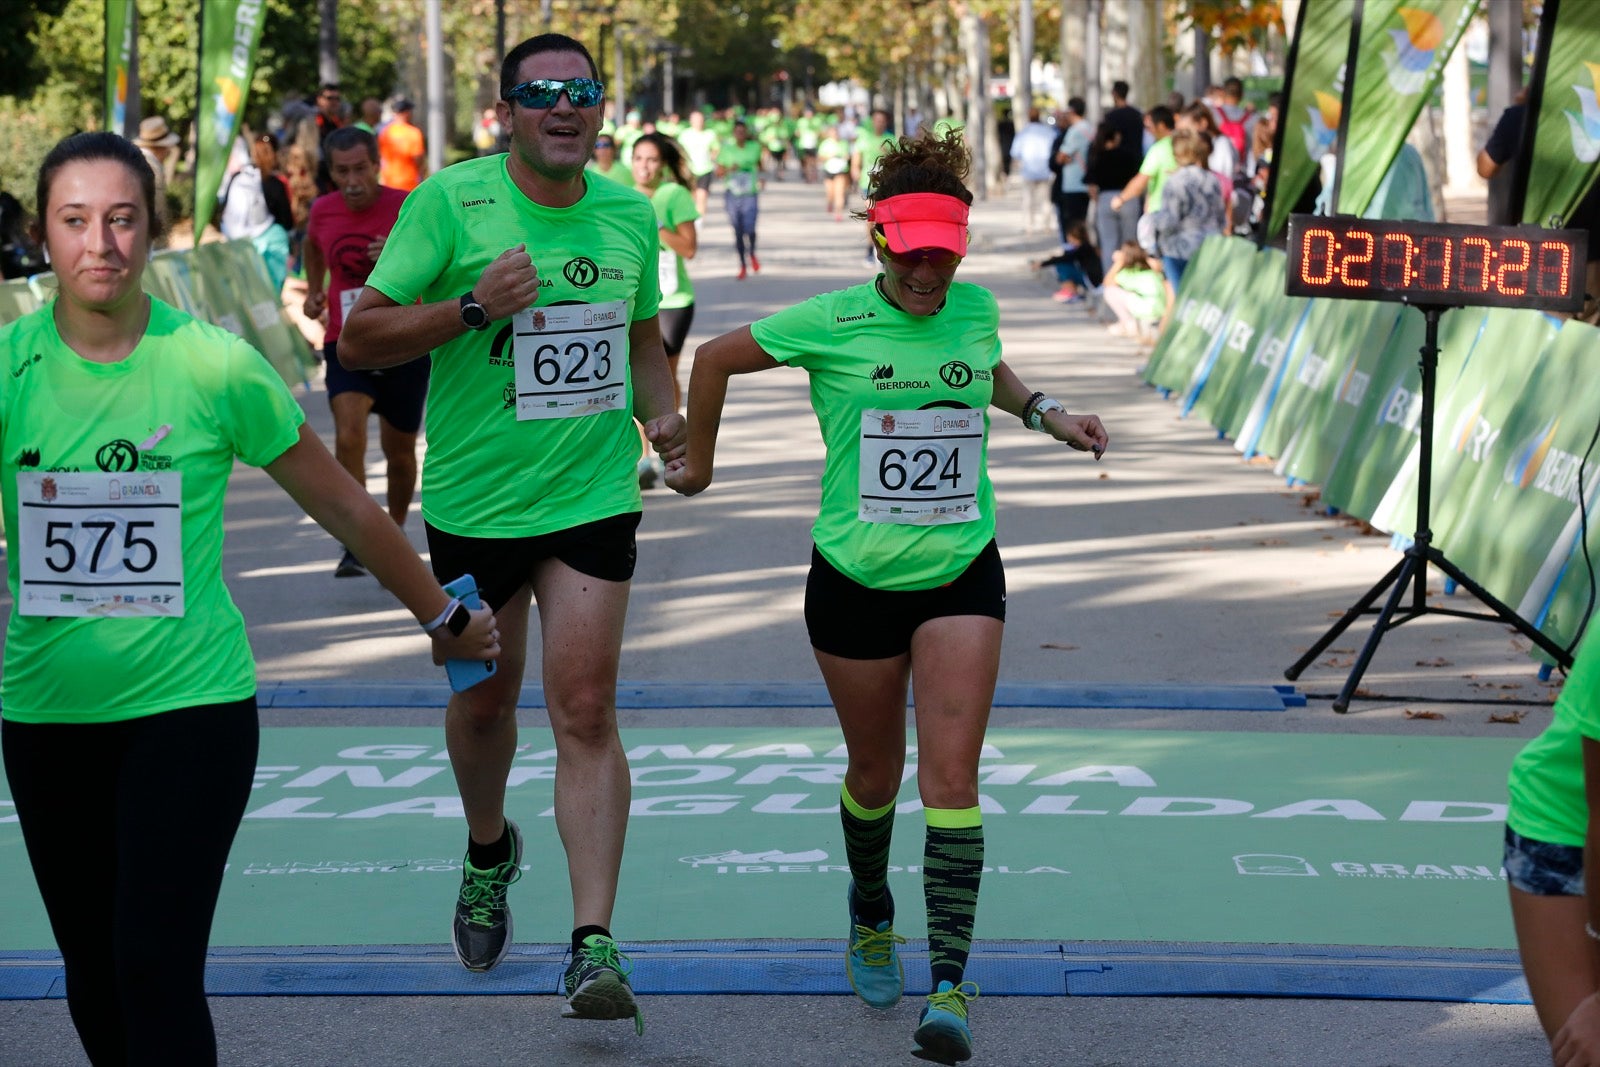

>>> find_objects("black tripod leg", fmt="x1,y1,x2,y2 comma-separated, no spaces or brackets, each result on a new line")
1284,555,1409,681
1333,553,1424,713
1429,551,1575,671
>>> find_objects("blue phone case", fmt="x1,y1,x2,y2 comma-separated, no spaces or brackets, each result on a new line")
442,574,496,693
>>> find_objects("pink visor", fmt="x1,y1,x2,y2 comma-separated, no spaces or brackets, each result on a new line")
867,193,970,256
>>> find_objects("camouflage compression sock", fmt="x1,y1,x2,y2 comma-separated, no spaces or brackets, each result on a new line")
841,783,897,926
923,807,984,987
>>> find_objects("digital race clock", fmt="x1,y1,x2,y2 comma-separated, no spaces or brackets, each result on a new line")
1285,215,1587,312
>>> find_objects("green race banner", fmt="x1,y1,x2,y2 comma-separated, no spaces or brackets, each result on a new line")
104,0,134,136
1144,237,1258,394
1426,318,1600,616
1522,2,1600,227
1277,302,1403,488
1336,0,1479,217
1269,0,1358,238
1322,306,1485,525
1373,309,1558,541
1254,297,1386,464
1213,292,1311,444
1184,249,1291,421
193,0,266,237
1527,508,1600,656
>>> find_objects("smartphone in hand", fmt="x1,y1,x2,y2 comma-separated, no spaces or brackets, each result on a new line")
442,574,497,693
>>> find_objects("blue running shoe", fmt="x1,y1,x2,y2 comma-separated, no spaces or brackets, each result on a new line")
912,980,979,1064
845,881,905,1008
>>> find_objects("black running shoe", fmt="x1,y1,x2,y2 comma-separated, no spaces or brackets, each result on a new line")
334,547,367,578
450,820,523,972
562,933,642,1033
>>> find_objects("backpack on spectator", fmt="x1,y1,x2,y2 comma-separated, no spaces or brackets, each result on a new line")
1216,105,1253,158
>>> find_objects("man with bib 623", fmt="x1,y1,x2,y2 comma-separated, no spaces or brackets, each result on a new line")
668,129,1108,1065
339,32,684,1030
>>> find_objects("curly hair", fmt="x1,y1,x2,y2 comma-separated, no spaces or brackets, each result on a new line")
854,126,973,221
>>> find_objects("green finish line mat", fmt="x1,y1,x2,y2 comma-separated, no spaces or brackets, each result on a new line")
0,727,1529,1001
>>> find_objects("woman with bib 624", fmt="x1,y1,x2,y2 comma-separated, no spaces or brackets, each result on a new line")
667,129,1108,1066
0,132,499,1066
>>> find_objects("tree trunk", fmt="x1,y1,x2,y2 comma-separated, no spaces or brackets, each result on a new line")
425,0,444,175
1125,0,1163,108
1192,26,1211,101
961,7,993,199
1101,0,1129,106
1441,35,1475,198
1015,0,1034,113
1486,0,1523,117
1084,0,1101,119
318,0,339,87
1060,0,1085,107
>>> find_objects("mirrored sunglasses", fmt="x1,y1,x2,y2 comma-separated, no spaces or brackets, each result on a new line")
873,229,962,270
505,78,605,109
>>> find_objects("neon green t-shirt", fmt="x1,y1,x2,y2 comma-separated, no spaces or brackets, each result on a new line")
750,280,1001,591
0,298,304,723
677,127,720,177
586,160,635,188
796,116,822,151
854,130,895,192
819,137,850,176
1116,267,1167,321
365,155,661,537
1140,135,1178,213
720,140,763,198
1507,628,1600,846
649,181,700,310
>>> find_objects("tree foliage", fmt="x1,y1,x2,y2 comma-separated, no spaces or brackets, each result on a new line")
1176,0,1284,56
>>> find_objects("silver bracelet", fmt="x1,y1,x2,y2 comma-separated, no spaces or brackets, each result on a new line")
1586,921,1600,943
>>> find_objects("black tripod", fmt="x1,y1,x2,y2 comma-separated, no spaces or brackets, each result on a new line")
1284,304,1575,712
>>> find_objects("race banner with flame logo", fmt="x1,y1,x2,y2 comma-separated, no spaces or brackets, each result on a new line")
1268,0,1358,239
192,0,266,237
1334,0,1478,218
104,0,135,137
1522,2,1600,228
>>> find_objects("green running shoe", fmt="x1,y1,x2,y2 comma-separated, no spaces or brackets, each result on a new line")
450,820,523,972
562,934,643,1034
912,980,979,1064
845,881,906,1008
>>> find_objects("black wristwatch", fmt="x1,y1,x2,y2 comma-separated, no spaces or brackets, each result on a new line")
460,291,489,331
426,599,472,637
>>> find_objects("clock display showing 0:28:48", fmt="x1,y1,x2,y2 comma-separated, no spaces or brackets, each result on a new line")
1298,226,1574,299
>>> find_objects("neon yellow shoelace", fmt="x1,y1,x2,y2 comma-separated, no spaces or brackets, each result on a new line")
850,924,908,967
926,981,980,1020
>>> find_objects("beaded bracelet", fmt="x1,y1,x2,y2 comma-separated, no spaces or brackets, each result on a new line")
1020,391,1045,429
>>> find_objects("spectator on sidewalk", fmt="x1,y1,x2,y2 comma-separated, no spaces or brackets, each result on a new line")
1151,130,1225,289
1104,80,1145,159
1010,108,1056,235
1048,98,1092,243
1086,118,1142,274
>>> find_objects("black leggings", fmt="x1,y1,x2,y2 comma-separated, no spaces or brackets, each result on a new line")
659,303,696,358
3,698,259,1067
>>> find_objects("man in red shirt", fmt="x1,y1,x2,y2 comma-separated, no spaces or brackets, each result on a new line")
378,98,427,192
303,126,431,577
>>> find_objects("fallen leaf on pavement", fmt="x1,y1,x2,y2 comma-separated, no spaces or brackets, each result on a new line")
1415,657,1452,667
1488,710,1526,724
1039,643,1078,651
1404,710,1445,720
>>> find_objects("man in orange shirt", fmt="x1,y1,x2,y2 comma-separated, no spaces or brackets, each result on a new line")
378,98,426,191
